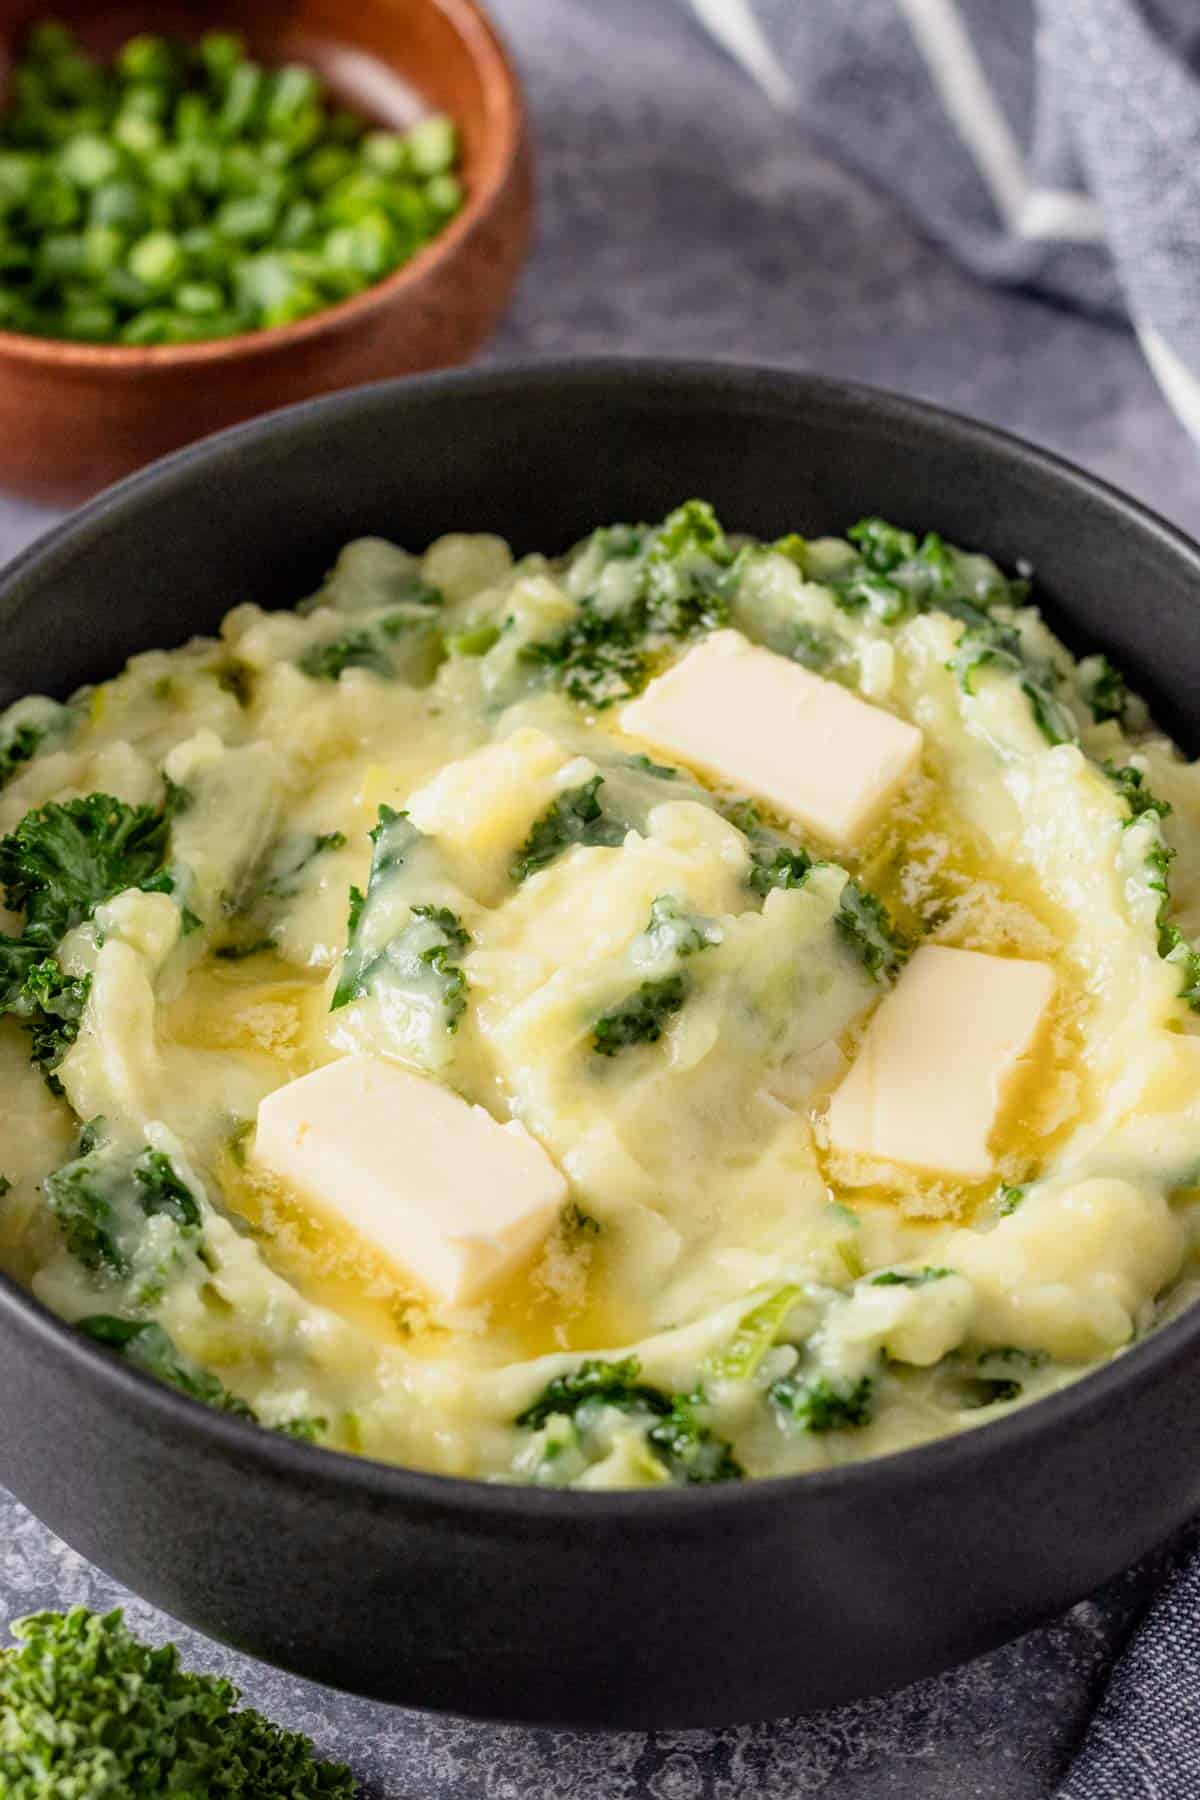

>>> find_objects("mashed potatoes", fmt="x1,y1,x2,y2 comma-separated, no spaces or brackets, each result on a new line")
1,503,1198,1487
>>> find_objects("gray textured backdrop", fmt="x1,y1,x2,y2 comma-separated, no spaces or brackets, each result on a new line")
2,2,1198,1794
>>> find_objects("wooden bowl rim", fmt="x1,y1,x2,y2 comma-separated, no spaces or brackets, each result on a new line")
0,0,525,372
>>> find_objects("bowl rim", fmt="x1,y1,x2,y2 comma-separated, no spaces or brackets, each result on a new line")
0,0,524,371
4,353,1200,1526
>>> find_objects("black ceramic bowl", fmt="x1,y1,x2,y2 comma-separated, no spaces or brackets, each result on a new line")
3,362,1200,1729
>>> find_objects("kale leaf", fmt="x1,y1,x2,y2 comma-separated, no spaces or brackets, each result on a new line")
835,881,907,982
522,500,734,709
868,1266,953,1287
79,1315,253,1417
0,1607,360,1798
748,844,813,896
0,701,74,792
747,838,906,983
515,1356,742,1485
948,619,1075,747
331,805,421,1009
768,1371,876,1432
45,1132,203,1278
298,627,393,681
515,1355,670,1429
0,794,192,1087
0,793,168,947
829,517,1069,743
80,1314,327,1446
1107,763,1200,1009
297,604,433,681
14,957,90,1091
1102,760,1170,820
510,775,627,881
592,973,688,1056
1080,653,1129,726
645,1390,743,1484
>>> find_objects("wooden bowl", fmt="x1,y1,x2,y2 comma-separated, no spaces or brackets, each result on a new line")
0,0,532,504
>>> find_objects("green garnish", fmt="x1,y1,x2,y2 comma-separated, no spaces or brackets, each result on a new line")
1109,767,1200,1010
515,1355,668,1430
593,975,687,1056
510,775,626,881
0,793,168,945
0,1607,359,1797
0,702,74,790
1080,653,1129,725
522,501,734,708
330,804,419,1008
0,23,461,345
515,1356,742,1485
868,1266,953,1287
746,839,906,983
768,1372,875,1432
46,1130,203,1278
0,792,192,1090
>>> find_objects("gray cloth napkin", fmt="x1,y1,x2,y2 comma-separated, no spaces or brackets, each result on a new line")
683,0,1200,440
1058,1529,1200,1798
680,3,1200,1790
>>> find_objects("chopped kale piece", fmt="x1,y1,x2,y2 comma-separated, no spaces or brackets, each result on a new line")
404,904,470,1031
835,880,907,982
78,1315,255,1419
331,805,421,1009
868,1266,953,1287
790,622,836,670
646,1390,743,1484
510,775,626,881
748,844,813,896
948,620,1075,747
746,836,906,983
45,1134,203,1278
522,501,735,709
0,701,74,791
274,1415,328,1443
1081,654,1129,725
846,517,919,575
592,973,687,1056
640,894,721,960
1103,760,1171,821
298,627,392,681
769,1371,876,1432
515,1356,742,1486
14,957,90,1091
626,753,679,778
259,830,347,898
0,793,169,946
515,1355,670,1430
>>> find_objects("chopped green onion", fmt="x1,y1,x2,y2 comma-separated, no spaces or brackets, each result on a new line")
0,23,465,347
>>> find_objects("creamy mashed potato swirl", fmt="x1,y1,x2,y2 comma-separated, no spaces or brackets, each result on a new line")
2,503,1199,1489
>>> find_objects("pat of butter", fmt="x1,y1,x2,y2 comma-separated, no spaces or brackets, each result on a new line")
620,629,922,847
825,945,1055,1180
255,1054,567,1306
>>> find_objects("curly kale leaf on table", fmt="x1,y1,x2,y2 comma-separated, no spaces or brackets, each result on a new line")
0,1606,359,1797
